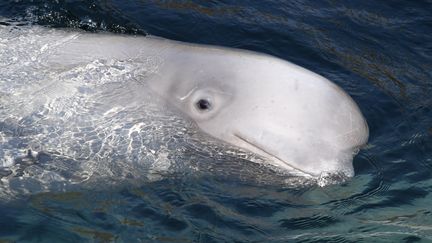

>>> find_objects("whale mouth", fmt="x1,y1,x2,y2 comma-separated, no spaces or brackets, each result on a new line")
233,133,314,177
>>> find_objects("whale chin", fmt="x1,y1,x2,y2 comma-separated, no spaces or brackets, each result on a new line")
230,130,356,178
232,133,303,173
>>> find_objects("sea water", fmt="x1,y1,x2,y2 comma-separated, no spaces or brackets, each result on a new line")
0,1,431,242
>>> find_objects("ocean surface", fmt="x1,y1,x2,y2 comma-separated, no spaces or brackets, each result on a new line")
0,0,431,242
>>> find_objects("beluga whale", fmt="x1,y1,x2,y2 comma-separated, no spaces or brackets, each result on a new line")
0,24,368,185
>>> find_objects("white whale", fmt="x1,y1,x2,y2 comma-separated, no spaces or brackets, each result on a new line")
0,26,368,178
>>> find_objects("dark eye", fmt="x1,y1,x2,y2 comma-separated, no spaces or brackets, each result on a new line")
196,98,212,111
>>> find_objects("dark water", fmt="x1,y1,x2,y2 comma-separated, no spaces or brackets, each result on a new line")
1,0,432,242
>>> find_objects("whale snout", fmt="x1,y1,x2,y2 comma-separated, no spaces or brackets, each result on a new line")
221,69,369,177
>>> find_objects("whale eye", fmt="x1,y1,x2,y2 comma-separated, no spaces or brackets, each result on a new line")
196,98,212,111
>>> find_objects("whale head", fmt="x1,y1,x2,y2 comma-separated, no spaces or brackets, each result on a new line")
149,43,369,177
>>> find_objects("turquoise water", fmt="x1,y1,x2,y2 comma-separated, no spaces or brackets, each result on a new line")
0,0,432,242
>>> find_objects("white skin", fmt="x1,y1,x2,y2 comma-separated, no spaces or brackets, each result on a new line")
42,28,369,177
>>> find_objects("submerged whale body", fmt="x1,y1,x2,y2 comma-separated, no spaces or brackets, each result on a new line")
0,25,368,191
